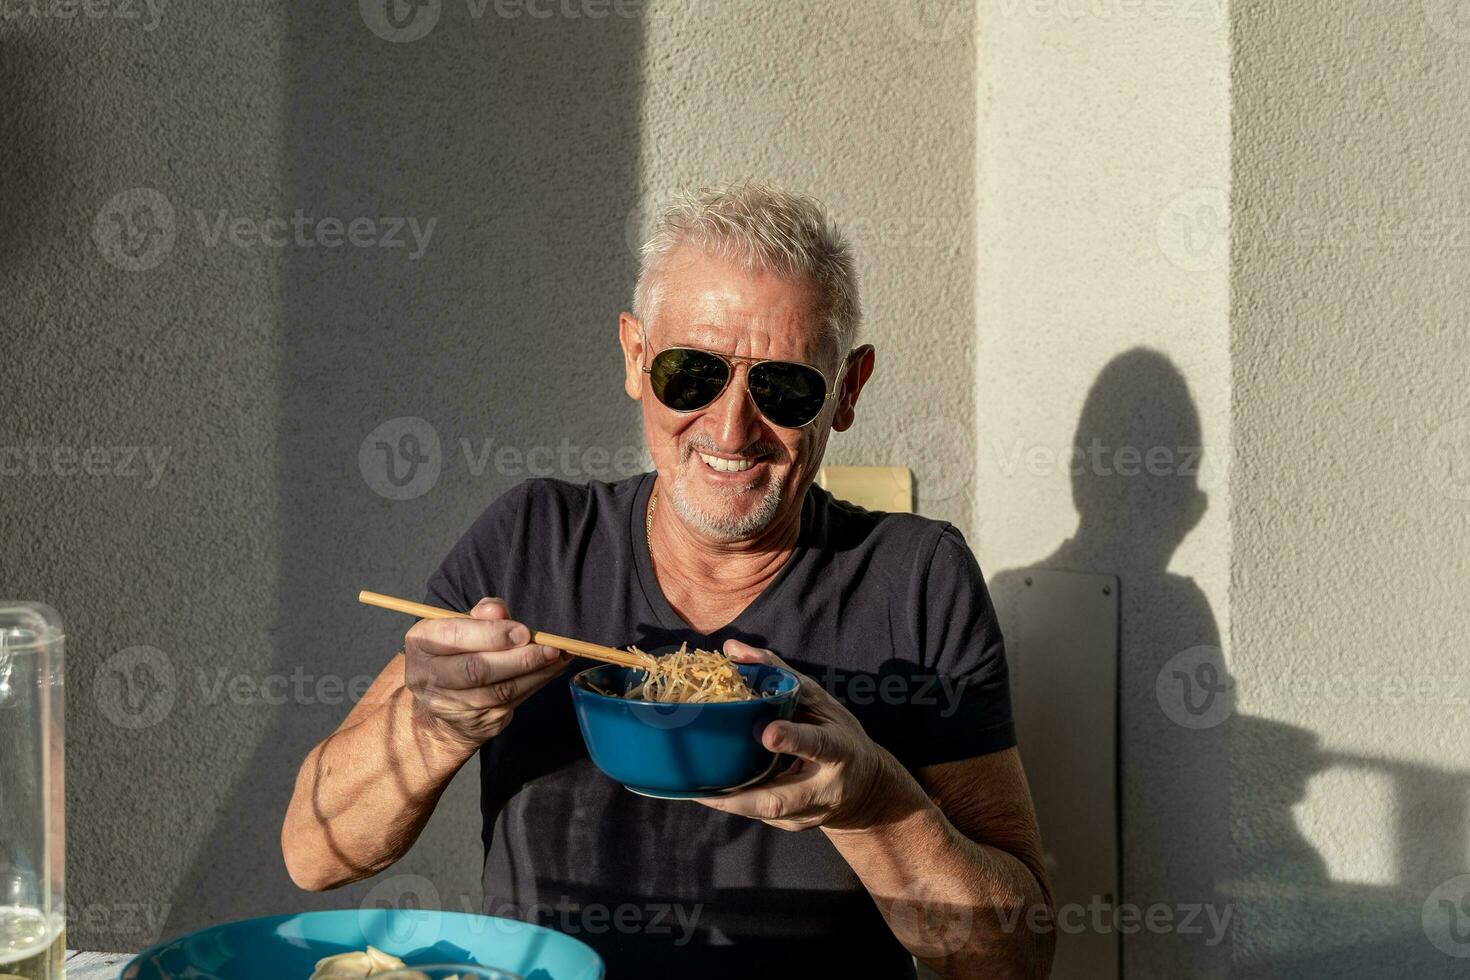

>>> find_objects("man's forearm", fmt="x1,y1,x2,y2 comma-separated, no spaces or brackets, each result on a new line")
282,685,478,890
824,785,1054,979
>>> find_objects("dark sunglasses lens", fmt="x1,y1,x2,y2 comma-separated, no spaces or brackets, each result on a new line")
649,349,730,411
748,360,829,427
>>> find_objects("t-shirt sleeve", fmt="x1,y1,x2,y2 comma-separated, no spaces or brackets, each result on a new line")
424,481,533,613
907,524,1016,766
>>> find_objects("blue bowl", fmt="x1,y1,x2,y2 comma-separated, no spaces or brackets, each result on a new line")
119,908,603,980
570,662,800,799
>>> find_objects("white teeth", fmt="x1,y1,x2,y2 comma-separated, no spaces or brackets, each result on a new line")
698,452,755,473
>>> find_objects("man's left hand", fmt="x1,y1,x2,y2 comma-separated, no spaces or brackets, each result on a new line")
694,639,931,833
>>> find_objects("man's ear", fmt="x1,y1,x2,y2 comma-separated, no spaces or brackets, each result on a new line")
619,313,645,401
831,344,875,432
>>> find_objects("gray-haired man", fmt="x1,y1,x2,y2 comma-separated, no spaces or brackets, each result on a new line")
283,183,1054,978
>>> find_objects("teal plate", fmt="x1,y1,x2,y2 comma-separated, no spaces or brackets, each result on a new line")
119,908,604,980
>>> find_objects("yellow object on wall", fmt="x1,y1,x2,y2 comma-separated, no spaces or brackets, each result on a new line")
817,466,913,514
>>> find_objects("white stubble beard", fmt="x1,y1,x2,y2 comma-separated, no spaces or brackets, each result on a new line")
667,438,785,542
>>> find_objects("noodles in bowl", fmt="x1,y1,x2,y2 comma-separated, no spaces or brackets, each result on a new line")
570,651,800,798
622,643,762,703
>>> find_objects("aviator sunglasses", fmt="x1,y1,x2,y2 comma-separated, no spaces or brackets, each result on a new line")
641,341,851,429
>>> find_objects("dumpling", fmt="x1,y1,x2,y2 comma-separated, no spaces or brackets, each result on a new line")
309,944,409,978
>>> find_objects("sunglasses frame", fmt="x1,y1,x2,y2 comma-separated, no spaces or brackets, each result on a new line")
639,342,852,429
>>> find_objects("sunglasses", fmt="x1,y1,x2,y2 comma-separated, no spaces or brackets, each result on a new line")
641,344,850,429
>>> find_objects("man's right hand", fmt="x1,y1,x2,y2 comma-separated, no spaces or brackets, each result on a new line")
404,597,569,748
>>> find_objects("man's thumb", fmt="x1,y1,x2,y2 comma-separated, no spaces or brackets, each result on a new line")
470,596,510,620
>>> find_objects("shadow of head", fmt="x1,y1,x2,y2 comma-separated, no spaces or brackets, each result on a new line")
1070,348,1208,563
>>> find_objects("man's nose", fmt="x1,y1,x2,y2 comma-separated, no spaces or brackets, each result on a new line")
707,364,765,445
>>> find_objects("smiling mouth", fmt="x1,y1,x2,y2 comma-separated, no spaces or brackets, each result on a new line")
697,452,759,473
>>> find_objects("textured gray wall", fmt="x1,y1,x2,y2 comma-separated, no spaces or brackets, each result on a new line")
1231,1,1470,976
1,1,291,954
636,0,980,536
2,0,643,952
975,1,1470,977
972,3,1231,977
1,0,979,955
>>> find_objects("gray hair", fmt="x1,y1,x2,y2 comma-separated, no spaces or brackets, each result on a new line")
632,181,861,360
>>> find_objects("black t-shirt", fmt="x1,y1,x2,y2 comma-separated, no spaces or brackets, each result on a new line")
426,472,1014,978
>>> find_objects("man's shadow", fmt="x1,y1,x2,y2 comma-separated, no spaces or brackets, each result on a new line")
988,349,1298,977
988,349,1470,978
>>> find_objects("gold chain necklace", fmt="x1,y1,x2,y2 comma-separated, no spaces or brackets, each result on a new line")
645,484,657,557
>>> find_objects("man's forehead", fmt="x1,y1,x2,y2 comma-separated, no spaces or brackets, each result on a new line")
649,251,830,360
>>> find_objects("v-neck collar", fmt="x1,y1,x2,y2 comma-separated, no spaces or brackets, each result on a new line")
629,471,812,641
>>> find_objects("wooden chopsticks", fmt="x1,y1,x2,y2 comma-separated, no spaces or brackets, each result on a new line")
357,590,648,670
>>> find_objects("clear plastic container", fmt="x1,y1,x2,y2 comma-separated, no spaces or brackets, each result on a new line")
0,603,65,979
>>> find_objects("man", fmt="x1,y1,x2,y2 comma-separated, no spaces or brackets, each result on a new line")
282,183,1054,978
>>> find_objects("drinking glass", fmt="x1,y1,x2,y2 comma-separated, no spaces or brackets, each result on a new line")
0,603,65,980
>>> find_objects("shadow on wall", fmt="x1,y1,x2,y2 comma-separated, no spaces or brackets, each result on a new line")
0,35,53,271
160,4,645,934
990,349,1469,978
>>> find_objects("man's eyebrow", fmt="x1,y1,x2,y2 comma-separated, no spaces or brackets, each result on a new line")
658,327,821,361
653,335,739,356
663,323,738,345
